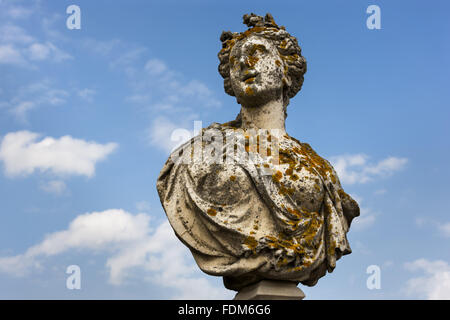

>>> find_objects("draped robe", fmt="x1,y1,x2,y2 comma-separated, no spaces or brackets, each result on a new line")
157,122,359,290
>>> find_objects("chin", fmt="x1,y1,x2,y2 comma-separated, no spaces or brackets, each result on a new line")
237,85,280,106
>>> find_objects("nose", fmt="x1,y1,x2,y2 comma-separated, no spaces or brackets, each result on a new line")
239,56,248,70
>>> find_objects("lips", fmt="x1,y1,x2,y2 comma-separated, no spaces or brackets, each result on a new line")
241,71,258,82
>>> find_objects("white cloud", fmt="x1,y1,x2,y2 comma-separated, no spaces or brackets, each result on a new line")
0,131,118,178
79,37,221,154
6,80,70,121
27,42,72,62
0,44,26,65
348,195,377,231
438,222,450,238
405,259,450,299
330,154,408,185
148,116,193,154
0,209,231,299
39,180,67,195
7,6,33,19
414,218,450,238
0,1,36,20
10,101,35,121
352,208,376,231
0,20,72,66
77,88,96,102
145,58,167,75
0,25,34,44
27,43,50,60
110,47,147,71
82,38,121,56
44,42,73,62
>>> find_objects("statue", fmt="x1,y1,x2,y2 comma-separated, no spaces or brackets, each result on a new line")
157,13,360,297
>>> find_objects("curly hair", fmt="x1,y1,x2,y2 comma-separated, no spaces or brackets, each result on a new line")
218,13,307,108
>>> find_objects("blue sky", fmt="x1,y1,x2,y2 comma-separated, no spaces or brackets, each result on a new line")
0,0,449,299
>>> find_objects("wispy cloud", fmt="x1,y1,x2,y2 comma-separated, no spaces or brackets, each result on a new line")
147,116,197,154
415,218,450,238
7,82,65,121
77,88,96,103
0,5,72,68
330,154,408,185
0,1,36,21
27,41,72,62
39,180,67,195
0,43,27,66
348,194,377,231
81,38,222,153
439,223,450,238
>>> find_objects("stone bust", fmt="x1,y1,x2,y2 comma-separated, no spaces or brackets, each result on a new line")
157,13,360,293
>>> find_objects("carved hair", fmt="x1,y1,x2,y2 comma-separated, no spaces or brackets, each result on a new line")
218,13,307,107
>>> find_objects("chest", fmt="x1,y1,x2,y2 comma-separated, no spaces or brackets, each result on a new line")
268,142,326,213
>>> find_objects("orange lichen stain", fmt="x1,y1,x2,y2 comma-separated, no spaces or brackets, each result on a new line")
263,163,270,168
278,184,294,196
272,170,283,183
207,208,217,216
281,53,299,64
220,38,236,54
337,189,346,199
245,86,254,95
244,236,258,251
275,60,281,67
240,27,267,39
280,135,336,188
330,173,337,184
230,175,236,181
327,239,337,256
280,39,287,49
264,234,306,256
290,266,304,272
222,27,278,56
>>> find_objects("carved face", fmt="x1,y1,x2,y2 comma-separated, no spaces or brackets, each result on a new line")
229,34,290,107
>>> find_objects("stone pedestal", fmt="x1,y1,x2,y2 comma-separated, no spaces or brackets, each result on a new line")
233,280,305,300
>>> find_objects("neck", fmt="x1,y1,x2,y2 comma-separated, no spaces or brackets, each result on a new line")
240,98,286,132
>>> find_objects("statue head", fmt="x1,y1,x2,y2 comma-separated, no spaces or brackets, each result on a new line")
218,13,307,110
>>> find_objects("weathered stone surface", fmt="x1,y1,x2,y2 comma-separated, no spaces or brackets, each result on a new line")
156,13,360,295
234,280,305,300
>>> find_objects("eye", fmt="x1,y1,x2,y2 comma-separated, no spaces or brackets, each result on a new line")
249,44,267,56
